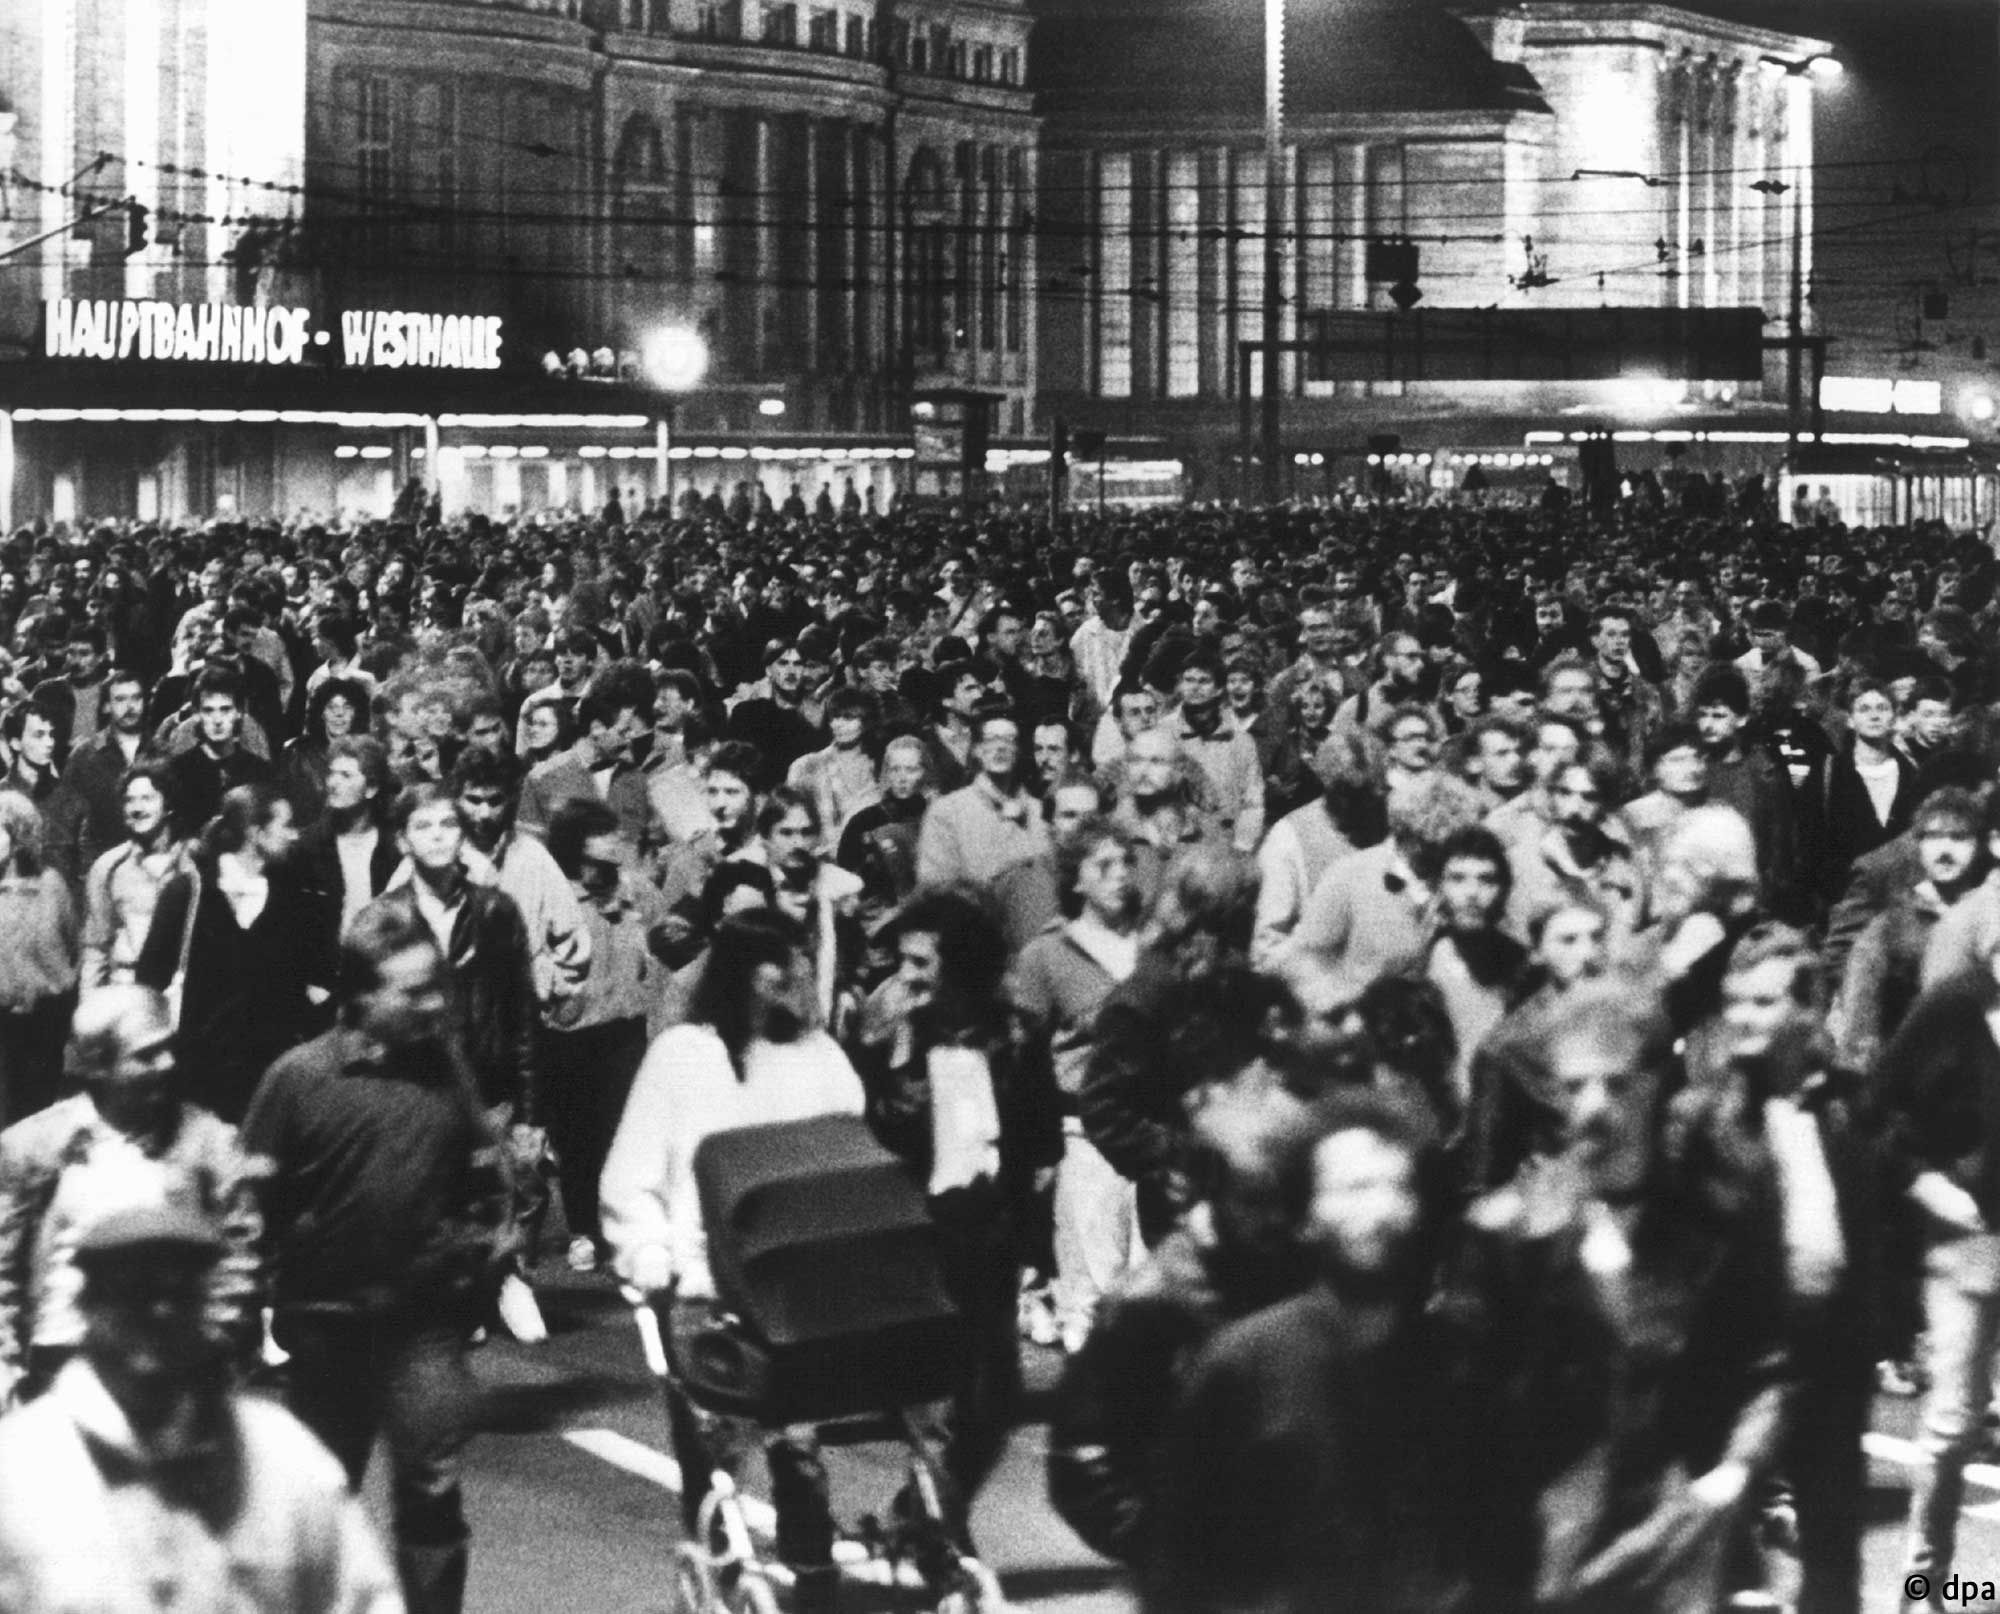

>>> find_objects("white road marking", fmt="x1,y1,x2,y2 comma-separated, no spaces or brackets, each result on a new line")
562,1428,779,1536
1863,1431,2000,1491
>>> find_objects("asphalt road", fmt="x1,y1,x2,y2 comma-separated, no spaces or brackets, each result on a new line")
347,1260,2000,1614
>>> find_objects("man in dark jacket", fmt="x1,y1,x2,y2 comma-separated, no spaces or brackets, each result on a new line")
1145,1087,1497,1614
46,667,154,888
163,668,272,837
244,900,513,1614
1693,664,1800,915
1879,918,2000,1602
1448,980,1793,1614
1049,1080,1323,1563
362,783,543,1344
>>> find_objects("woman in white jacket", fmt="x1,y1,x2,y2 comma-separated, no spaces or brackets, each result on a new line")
599,908,862,1614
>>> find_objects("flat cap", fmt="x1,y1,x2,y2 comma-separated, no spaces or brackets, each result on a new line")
74,1200,225,1266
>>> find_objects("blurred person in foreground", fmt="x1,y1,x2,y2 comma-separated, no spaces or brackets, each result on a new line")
0,1194,401,1613
1878,913,2000,1604
1145,1088,1496,1614
0,986,260,1407
244,903,516,1614
1448,981,1790,1614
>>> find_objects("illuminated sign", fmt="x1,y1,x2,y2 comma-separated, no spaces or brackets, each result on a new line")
41,298,503,370
1818,376,1943,416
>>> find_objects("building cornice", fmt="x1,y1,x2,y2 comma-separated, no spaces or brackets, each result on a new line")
1497,3,1831,60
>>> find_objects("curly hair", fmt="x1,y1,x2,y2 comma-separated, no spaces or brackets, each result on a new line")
1385,773,1486,881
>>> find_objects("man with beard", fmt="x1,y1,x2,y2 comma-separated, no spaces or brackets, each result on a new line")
517,661,655,855
757,787,862,1031
1454,982,1790,1614
1145,1089,1492,1614
1464,898,1611,1191
1333,631,1428,740
1412,826,1533,1130
1049,1080,1324,1565
1834,787,1983,1076
1113,726,1217,902
48,668,155,889
245,903,513,1614
658,741,767,958
1506,751,1644,946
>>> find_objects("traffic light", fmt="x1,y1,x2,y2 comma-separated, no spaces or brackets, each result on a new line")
1050,417,1069,475
124,201,149,258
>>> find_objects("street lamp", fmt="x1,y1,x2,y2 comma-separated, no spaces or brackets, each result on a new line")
643,326,708,512
1261,0,1286,503
1759,52,1841,454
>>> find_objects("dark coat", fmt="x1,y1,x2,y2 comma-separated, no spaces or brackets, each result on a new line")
1708,744,1800,915
164,745,274,840
367,882,539,1123
1443,1148,1793,1614
293,820,400,934
1803,741,1918,905
134,859,338,1124
1049,1225,1306,1565
1145,1285,1498,1614
48,731,153,888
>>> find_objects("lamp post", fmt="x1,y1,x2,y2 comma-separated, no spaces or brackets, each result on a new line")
643,326,709,515
1759,52,1841,455
1261,0,1286,504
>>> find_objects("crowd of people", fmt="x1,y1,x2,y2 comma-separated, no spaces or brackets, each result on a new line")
0,475,1994,1611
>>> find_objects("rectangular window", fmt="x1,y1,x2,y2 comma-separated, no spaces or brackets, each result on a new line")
845,15,866,55
971,45,992,82
979,148,1000,350
1165,150,1199,396
908,29,927,71
808,8,838,50
1098,152,1133,398
929,26,951,73
410,82,458,253
1005,148,1026,353
355,74,393,200
696,1,740,38
999,48,1020,85
761,3,797,45
1234,151,1264,398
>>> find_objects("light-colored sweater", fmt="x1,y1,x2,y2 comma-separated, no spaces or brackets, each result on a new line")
599,1025,865,1298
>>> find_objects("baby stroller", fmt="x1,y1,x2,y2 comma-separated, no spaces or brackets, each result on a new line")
631,1113,1008,1614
